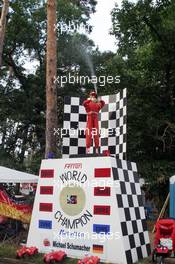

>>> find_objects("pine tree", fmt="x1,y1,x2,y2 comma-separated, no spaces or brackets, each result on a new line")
45,0,58,158
0,0,9,68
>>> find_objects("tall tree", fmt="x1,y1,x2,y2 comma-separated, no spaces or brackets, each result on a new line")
0,0,9,68
111,0,175,206
45,0,58,158
0,0,97,172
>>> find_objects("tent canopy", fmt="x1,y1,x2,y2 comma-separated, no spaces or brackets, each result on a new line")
170,175,175,184
0,166,38,183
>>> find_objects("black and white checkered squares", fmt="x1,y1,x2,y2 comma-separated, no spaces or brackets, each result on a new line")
62,89,127,158
63,96,86,156
111,158,151,264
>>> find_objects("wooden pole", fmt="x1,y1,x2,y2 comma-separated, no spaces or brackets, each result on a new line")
45,0,58,158
0,0,9,68
152,193,170,233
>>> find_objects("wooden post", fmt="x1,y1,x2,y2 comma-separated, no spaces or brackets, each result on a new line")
0,0,9,68
45,0,58,158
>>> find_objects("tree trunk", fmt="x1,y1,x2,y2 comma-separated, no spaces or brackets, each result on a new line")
0,0,9,68
45,0,58,158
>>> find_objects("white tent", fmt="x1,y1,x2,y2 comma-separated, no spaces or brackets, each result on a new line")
170,175,175,184
0,166,38,183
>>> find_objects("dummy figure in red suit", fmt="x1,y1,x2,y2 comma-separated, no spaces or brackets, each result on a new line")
83,91,105,154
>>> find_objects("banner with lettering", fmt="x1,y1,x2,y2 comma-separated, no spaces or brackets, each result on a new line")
0,190,32,223
27,157,150,264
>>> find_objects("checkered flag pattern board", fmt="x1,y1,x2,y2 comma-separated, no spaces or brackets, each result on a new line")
111,158,151,263
62,89,127,158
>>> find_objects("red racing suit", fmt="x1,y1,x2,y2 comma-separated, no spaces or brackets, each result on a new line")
83,99,105,149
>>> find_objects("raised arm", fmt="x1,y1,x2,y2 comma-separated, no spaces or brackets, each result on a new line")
98,100,105,109
83,99,91,108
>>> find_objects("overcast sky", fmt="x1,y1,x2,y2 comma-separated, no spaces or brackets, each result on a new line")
89,0,137,52
89,0,121,52
26,0,138,72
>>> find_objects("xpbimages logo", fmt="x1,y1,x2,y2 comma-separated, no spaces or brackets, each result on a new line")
54,74,120,87
54,21,91,35
53,127,120,138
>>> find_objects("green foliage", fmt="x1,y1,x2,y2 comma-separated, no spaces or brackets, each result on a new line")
111,0,175,202
1,0,175,208
0,0,97,173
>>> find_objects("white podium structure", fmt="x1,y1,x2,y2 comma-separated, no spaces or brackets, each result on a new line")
27,156,150,264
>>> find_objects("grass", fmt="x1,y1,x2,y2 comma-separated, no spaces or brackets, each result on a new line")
0,222,155,264
0,243,78,264
0,242,152,264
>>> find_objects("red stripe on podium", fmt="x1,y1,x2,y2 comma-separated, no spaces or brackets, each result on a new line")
93,205,111,215
39,203,53,212
40,169,54,178
94,168,111,177
94,187,111,196
40,186,53,195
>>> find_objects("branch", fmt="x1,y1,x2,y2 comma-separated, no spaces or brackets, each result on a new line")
143,15,166,49
3,52,26,87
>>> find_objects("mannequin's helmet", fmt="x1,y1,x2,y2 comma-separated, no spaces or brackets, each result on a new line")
89,91,97,98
